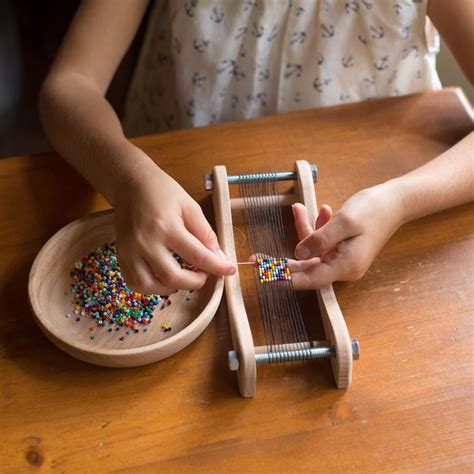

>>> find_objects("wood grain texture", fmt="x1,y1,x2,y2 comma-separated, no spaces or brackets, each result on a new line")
212,165,256,397
295,160,353,389
0,89,473,473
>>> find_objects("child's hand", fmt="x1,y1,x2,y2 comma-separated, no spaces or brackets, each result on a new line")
114,167,235,295
289,184,404,289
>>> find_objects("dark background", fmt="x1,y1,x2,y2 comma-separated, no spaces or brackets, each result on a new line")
0,0,148,158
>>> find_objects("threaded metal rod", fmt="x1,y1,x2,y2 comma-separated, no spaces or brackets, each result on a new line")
255,346,334,364
228,339,360,371
204,165,318,190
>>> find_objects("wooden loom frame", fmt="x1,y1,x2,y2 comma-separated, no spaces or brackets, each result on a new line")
211,160,355,398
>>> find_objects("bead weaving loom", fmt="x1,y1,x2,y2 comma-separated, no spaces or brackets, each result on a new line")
206,160,359,398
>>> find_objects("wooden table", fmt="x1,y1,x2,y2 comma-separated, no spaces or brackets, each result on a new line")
1,89,472,473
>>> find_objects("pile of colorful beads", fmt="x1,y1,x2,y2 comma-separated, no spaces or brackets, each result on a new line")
70,242,161,330
257,257,291,283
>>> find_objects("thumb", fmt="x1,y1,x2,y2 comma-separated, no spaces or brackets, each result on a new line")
315,204,333,230
295,212,352,259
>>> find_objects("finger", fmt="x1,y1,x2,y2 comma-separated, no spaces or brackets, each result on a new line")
182,204,221,252
289,258,341,290
170,226,236,276
292,236,370,289
295,213,359,259
287,256,322,273
292,203,313,241
117,247,175,295
316,204,333,230
143,246,209,291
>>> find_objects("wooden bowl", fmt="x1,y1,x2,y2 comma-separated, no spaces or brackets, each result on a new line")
28,210,224,367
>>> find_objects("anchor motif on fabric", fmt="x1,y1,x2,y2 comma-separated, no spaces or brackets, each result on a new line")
313,77,332,93
193,39,210,53
217,59,246,80
401,45,419,59
402,26,410,40
345,2,359,14
238,43,246,58
235,27,247,40
284,64,302,79
369,26,384,39
247,93,267,107
358,34,367,45
393,3,402,15
342,56,354,68
267,25,278,42
258,68,270,81
361,0,373,9
244,0,257,11
363,76,375,87
192,73,207,88
290,31,306,45
316,53,325,65
374,55,389,71
231,95,239,109
184,0,197,17
210,7,224,23
321,24,335,38
252,22,265,38
296,6,305,16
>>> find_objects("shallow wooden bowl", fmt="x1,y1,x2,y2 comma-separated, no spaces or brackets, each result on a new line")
28,210,224,367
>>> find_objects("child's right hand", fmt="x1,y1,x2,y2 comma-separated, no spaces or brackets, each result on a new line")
113,166,235,295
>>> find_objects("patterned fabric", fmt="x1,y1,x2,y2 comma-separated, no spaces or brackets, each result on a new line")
122,0,441,136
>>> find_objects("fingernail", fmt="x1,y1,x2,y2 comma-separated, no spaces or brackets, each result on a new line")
217,249,229,261
228,266,236,276
295,245,310,259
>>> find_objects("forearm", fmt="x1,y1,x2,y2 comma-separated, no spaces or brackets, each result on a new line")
389,133,474,224
39,72,156,205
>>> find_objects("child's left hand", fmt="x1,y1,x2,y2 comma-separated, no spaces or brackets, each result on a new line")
289,183,404,289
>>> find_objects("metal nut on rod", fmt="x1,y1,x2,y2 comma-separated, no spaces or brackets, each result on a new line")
228,339,360,371
228,351,240,371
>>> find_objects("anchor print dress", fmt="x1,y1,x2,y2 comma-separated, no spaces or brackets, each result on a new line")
122,0,441,136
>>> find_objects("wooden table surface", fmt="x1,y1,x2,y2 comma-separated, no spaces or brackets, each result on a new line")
1,89,473,473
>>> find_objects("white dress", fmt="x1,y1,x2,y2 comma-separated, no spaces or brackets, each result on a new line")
123,0,441,136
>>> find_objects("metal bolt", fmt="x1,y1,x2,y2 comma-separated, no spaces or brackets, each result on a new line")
351,339,360,360
228,339,359,371
204,172,213,191
228,350,239,371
